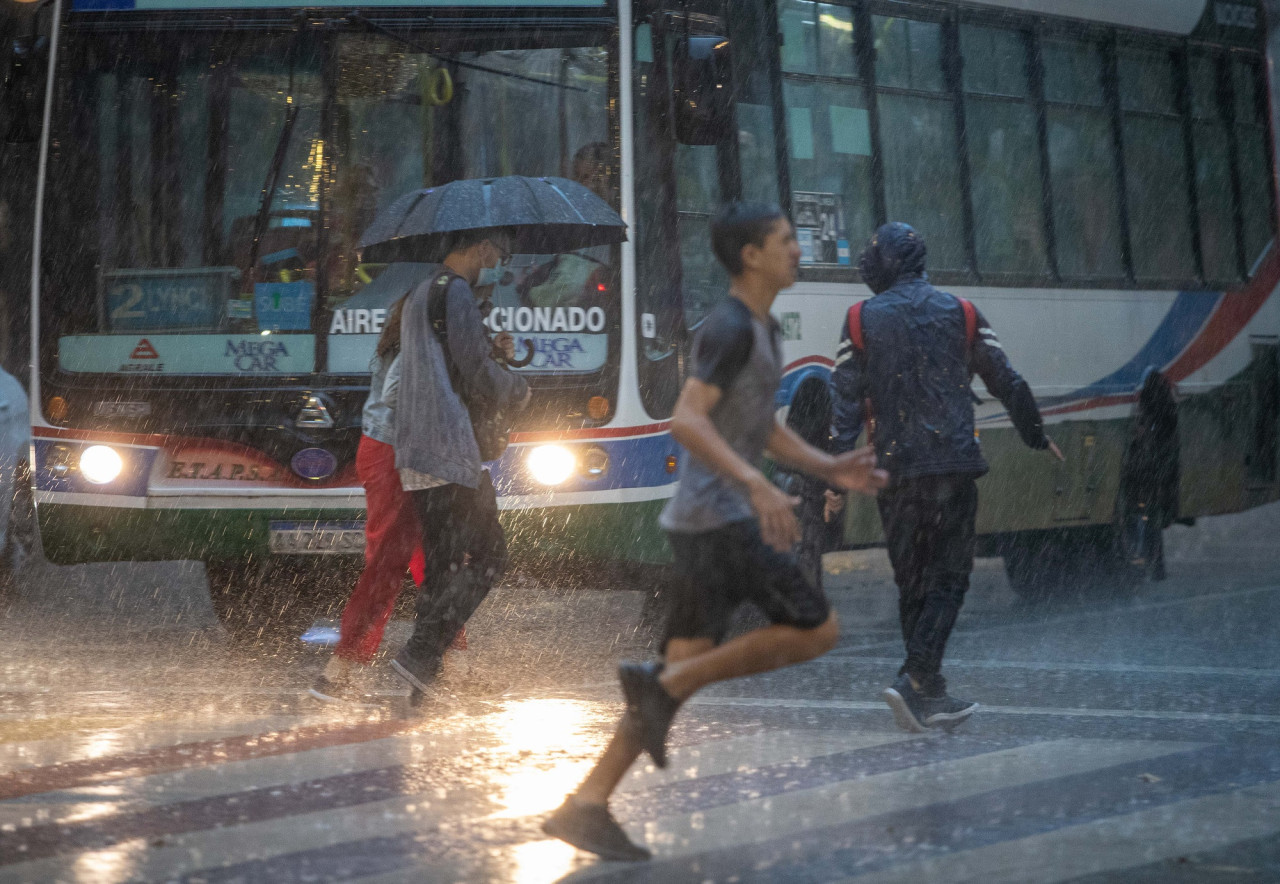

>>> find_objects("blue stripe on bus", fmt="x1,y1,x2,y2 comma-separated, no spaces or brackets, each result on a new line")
72,0,137,9
32,432,678,502
1036,289,1221,406
978,288,1223,424
775,363,832,410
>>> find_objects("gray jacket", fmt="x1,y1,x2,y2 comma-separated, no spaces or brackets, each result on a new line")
361,352,400,445
395,271,528,489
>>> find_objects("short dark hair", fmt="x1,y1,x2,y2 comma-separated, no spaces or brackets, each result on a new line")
710,203,788,275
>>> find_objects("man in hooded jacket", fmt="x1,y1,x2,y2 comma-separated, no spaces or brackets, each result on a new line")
830,222,1063,732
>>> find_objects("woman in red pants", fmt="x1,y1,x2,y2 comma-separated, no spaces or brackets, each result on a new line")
310,297,464,702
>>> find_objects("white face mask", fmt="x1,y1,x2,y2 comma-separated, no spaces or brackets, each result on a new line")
476,266,504,288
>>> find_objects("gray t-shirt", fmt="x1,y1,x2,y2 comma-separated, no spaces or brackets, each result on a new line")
659,296,783,534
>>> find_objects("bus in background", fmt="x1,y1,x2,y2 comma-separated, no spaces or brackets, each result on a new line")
26,0,685,570
685,0,1280,597
14,0,1280,598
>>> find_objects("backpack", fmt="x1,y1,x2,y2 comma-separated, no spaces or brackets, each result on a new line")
844,296,978,444
845,295,977,356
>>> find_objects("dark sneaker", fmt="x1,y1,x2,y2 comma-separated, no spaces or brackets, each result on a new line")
391,651,441,693
542,797,650,861
882,672,928,733
308,675,354,704
921,693,978,730
618,661,681,769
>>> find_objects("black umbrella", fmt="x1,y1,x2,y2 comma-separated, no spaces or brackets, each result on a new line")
358,175,627,262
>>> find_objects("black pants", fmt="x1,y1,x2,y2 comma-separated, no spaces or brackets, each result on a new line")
1121,501,1167,581
877,474,978,694
402,471,507,665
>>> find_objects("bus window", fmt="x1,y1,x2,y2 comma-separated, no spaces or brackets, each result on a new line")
960,24,1049,278
45,31,326,378
872,15,966,272
778,0,875,260
1233,57,1275,270
1117,45,1196,283
729,0,781,206
1042,38,1126,281
326,36,618,378
1189,53,1242,284
675,143,728,329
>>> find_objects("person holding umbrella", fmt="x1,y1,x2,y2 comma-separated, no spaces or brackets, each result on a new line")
389,229,529,697
359,175,628,698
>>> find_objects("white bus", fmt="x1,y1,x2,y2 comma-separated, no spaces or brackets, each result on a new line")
15,0,1280,595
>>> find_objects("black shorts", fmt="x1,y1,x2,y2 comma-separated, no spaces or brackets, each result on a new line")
662,519,830,649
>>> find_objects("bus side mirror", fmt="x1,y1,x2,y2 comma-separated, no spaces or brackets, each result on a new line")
4,33,50,145
671,35,732,146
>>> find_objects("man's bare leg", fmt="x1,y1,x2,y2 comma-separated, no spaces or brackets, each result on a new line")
575,613,837,805
659,613,839,701
575,637,713,805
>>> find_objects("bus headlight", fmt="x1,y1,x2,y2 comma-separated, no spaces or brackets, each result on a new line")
528,444,575,486
80,445,124,485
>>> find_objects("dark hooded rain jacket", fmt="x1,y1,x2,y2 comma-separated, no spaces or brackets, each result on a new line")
830,223,1049,479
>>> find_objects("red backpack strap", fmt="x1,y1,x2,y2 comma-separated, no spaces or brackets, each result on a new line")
846,300,866,351
958,297,977,351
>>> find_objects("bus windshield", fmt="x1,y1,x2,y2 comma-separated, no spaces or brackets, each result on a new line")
42,20,616,382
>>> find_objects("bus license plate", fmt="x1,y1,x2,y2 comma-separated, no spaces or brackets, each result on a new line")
268,520,365,555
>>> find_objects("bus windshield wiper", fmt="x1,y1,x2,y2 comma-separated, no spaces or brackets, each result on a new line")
244,28,304,287
345,12,587,93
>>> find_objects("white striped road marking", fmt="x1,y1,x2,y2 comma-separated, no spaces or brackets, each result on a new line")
560,738,1202,880
0,727,903,882
834,583,1280,655
689,695,1280,725
835,778,1280,884
0,713,341,776
816,656,1280,679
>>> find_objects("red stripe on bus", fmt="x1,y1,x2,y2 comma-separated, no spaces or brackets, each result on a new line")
784,355,834,372
1163,249,1280,384
509,421,671,443
39,423,676,449
0,718,420,802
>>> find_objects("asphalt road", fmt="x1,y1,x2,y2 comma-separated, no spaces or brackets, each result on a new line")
0,504,1277,883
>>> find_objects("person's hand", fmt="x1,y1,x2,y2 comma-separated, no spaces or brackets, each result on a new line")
747,475,801,553
823,489,845,524
1046,436,1065,462
493,331,516,362
828,445,889,495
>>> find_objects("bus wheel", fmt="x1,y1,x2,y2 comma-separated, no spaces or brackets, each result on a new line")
1001,527,1133,602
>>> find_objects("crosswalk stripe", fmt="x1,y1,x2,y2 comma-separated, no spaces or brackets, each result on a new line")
50,737,1192,884
830,779,1280,883
689,695,1280,724
0,713,339,777
0,724,908,839
815,655,1280,679
0,723,904,881
833,583,1280,654
0,715,429,802
564,738,1202,881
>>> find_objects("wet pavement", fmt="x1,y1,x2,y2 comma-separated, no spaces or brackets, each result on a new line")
0,507,1278,883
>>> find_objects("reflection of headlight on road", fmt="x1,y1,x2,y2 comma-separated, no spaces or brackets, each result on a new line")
528,444,575,486
80,445,124,485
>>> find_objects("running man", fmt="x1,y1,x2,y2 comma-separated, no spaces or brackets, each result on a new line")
542,203,888,861
829,222,1063,733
